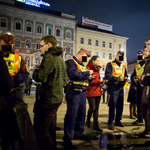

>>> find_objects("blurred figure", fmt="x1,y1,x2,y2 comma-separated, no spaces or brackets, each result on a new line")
127,72,137,119
132,49,146,125
63,48,92,149
102,78,109,104
105,50,128,130
86,55,103,132
33,35,67,150
25,75,32,95
140,41,150,137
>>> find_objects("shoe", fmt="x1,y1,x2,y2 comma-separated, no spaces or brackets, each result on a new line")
62,137,73,149
139,130,150,138
56,126,61,130
73,134,90,141
114,122,124,127
93,126,103,132
86,120,90,128
108,124,115,130
132,120,143,125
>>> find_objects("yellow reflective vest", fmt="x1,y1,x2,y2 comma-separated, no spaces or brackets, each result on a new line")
111,62,125,77
135,63,145,79
70,58,89,90
4,53,21,76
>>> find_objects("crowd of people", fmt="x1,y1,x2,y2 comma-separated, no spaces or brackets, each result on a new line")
1,31,150,150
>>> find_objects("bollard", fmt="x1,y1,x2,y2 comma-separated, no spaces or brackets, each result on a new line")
99,134,107,150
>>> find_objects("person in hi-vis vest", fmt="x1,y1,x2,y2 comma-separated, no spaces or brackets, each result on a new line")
132,49,146,125
105,50,128,130
63,48,93,149
0,32,29,100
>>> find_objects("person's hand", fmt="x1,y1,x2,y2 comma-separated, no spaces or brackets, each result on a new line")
124,77,128,82
117,76,123,82
100,78,103,83
89,70,93,75
141,74,146,81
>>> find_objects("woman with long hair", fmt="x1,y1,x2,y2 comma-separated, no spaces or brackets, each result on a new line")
86,55,103,131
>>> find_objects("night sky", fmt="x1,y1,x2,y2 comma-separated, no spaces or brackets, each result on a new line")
47,0,150,61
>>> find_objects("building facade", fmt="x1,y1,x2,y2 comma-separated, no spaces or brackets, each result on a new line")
0,1,76,74
76,23,128,77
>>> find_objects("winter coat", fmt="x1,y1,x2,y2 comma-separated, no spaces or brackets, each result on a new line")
33,46,67,109
86,63,102,97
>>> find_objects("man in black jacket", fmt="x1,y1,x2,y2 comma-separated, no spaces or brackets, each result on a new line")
140,37,150,137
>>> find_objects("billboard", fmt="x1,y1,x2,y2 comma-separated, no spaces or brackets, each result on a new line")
82,17,112,32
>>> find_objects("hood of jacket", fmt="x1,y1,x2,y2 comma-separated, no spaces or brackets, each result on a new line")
87,63,101,71
45,46,64,56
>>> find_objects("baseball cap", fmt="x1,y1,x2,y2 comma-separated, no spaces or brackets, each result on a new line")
80,48,91,57
137,49,144,55
1,32,15,44
117,50,124,56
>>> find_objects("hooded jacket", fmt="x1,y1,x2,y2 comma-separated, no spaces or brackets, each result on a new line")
33,46,67,109
86,63,102,97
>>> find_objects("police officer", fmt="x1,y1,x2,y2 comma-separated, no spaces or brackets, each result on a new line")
132,49,146,125
63,48,93,148
105,50,128,130
0,32,29,101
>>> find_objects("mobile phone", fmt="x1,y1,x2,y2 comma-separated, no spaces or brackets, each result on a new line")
82,56,87,62
119,55,124,61
2,45,12,52
137,55,142,60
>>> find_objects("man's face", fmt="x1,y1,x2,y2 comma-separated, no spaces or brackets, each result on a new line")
0,39,13,54
137,54,144,61
40,40,51,54
116,54,122,63
79,52,87,63
144,47,150,58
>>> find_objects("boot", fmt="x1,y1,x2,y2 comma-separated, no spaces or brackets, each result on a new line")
129,104,136,119
133,104,138,118
86,117,90,128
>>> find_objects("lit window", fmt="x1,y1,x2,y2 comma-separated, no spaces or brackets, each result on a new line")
102,65,105,71
80,38,84,44
109,43,112,48
109,53,112,60
102,52,105,59
96,40,99,46
36,41,40,49
47,27,51,35
56,28,60,36
15,39,20,47
26,23,32,32
95,52,99,56
37,25,42,33
66,45,71,53
66,30,71,39
26,40,31,48
0,18,6,27
88,39,91,45
16,22,21,30
102,41,105,47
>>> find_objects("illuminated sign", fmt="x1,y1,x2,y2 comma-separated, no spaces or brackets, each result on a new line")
82,17,112,31
16,0,50,8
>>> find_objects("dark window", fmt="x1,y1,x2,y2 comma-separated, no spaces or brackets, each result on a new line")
47,27,51,35
88,39,91,45
56,28,60,36
80,38,84,44
27,24,31,32
16,22,21,30
15,39,20,47
1,18,6,27
37,25,42,33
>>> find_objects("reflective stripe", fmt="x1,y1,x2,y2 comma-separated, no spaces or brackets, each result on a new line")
73,81,89,86
111,62,125,77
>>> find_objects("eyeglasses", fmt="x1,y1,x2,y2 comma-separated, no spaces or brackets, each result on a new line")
146,43,150,46
40,44,47,48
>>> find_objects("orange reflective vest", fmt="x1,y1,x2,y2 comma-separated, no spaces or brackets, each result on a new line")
4,53,21,76
111,62,125,77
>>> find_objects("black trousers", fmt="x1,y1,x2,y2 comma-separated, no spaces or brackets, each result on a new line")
34,106,59,150
87,96,101,126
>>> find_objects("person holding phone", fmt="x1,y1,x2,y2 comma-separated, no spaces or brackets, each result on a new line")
85,55,103,132
63,48,93,149
132,49,146,125
105,50,128,130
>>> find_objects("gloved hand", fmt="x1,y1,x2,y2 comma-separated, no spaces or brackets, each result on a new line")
117,76,124,82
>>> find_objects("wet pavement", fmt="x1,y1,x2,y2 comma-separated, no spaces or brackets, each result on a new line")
24,88,150,150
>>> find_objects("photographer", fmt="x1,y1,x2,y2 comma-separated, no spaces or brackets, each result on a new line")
105,50,128,130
